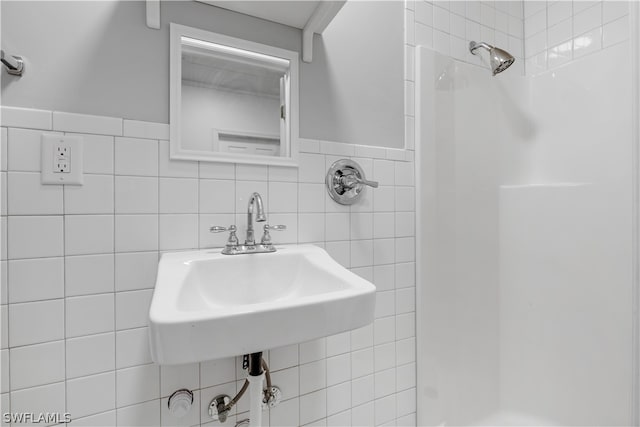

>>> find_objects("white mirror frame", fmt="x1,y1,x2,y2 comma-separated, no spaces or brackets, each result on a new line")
170,23,299,167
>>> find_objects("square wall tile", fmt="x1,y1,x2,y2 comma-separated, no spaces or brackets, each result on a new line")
66,332,115,378
373,212,395,239
373,264,395,291
159,178,198,214
65,254,114,297
350,212,373,240
373,186,395,212
269,396,299,427
65,215,114,255
116,327,152,369
327,353,351,387
115,215,158,252
298,183,325,213
397,363,416,392
298,153,325,183
299,360,326,394
75,133,114,175
10,382,65,418
159,214,198,250
351,324,373,350
117,400,160,426
114,137,158,176
115,176,158,214
351,348,374,379
67,372,116,419
268,344,298,372
8,172,63,215
352,402,374,426
116,364,160,407
115,289,153,330
66,293,114,338
10,340,65,390
325,213,350,242
352,374,374,407
298,213,325,243
327,382,351,416
64,174,114,214
299,389,327,426
9,299,64,347
115,252,158,292
199,179,235,214
8,257,64,303
268,182,298,213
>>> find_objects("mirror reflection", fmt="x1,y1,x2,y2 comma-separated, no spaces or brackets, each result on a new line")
181,37,287,156
170,24,298,166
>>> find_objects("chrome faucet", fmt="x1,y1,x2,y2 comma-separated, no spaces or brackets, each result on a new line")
245,192,267,246
210,191,286,255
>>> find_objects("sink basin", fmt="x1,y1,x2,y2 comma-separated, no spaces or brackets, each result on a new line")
148,244,376,365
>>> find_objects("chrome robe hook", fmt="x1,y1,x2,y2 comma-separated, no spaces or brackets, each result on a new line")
1,50,24,76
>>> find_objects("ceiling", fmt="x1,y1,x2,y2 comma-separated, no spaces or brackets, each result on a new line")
182,49,282,98
196,1,322,29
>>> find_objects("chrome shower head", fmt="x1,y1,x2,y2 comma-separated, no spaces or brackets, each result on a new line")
469,41,515,76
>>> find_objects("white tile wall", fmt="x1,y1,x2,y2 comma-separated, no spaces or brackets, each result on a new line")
410,0,525,76
523,0,630,75
1,68,416,427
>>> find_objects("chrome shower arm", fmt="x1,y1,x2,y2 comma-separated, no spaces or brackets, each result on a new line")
469,41,493,54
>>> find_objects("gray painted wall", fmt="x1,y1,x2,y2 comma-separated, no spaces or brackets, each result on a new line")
301,1,404,148
1,1,403,148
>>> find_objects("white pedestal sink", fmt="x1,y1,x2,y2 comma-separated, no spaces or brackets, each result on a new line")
148,244,376,365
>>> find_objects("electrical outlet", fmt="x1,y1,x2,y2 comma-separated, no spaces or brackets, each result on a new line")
41,134,83,185
55,145,69,159
54,158,70,173
53,143,71,173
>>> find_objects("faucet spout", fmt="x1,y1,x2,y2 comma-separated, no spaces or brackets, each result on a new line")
246,192,266,245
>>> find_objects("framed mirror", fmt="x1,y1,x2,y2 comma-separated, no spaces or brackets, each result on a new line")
170,23,299,166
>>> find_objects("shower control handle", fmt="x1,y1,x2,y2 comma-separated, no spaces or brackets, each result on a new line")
341,174,379,189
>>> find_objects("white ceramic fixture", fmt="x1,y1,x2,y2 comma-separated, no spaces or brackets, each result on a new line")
149,244,376,365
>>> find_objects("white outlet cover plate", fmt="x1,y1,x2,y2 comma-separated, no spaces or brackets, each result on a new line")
41,134,84,185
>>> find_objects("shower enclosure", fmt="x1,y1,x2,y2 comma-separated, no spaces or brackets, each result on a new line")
415,9,639,426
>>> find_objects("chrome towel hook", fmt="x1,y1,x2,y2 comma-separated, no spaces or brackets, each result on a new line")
1,50,24,76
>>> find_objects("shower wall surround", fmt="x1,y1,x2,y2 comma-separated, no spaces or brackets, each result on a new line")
0,107,416,426
523,0,630,75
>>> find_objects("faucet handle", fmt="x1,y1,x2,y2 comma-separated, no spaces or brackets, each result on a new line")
265,224,287,231
261,224,286,245
210,225,235,233
210,225,239,248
